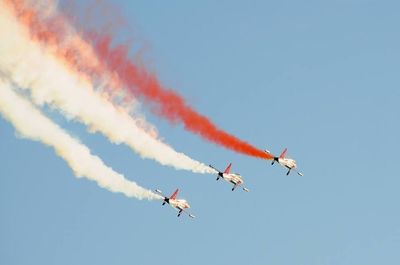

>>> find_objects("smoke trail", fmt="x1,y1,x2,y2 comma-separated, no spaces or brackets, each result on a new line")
0,78,161,201
0,2,215,174
5,0,102,80
6,0,160,136
11,0,124,90
5,0,272,160
92,39,272,160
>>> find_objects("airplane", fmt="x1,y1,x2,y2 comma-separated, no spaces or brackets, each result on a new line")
155,188,195,218
209,163,249,192
265,148,303,176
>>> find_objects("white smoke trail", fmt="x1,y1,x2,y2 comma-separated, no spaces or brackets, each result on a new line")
0,3,215,174
7,0,139,114
0,78,161,200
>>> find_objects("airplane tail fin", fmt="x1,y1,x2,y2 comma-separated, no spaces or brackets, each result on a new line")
224,163,232,174
170,188,179,200
279,148,288,159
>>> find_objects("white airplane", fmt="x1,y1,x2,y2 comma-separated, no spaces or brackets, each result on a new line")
155,188,195,218
265,148,303,176
209,163,249,192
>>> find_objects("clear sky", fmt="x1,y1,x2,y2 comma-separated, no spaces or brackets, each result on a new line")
1,0,399,264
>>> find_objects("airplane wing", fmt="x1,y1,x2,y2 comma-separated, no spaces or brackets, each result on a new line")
176,207,196,218
294,169,304,176
155,189,167,199
231,182,249,192
209,165,220,173
238,183,250,192
181,208,196,218
264,149,275,160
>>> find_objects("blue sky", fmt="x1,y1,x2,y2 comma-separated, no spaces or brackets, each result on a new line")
1,0,399,264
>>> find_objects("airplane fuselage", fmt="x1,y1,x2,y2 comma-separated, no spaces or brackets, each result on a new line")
267,149,303,176
169,199,190,211
222,173,244,185
278,158,297,170
210,164,249,192
156,189,195,218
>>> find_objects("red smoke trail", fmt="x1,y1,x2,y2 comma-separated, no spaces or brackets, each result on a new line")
4,0,105,82
92,36,272,159
5,0,131,102
5,0,272,160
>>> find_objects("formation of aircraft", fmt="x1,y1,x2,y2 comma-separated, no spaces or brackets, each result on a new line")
209,163,249,192
265,148,303,176
157,151,302,218
155,188,195,218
